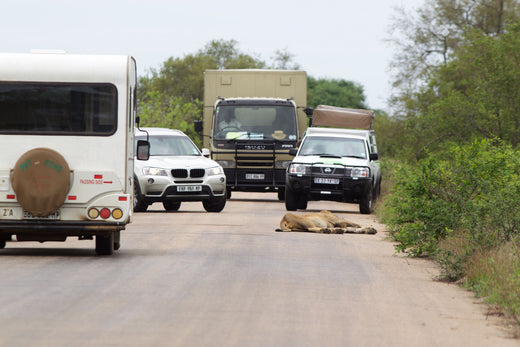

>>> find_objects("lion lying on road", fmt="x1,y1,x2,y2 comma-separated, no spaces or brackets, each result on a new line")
276,210,377,234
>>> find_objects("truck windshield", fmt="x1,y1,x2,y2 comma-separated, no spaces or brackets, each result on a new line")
0,83,117,135
299,137,367,159
213,105,297,141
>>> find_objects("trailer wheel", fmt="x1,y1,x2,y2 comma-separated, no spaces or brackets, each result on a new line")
11,148,71,217
96,233,114,255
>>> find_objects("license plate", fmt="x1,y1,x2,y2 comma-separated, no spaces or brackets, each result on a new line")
23,210,61,220
314,177,339,184
177,185,202,192
246,173,265,180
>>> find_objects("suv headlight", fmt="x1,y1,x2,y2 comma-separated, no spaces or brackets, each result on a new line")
351,167,370,178
143,167,168,176
288,163,310,175
207,166,224,176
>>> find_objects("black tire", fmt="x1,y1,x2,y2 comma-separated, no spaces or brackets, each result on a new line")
285,185,299,211
359,185,374,214
297,197,308,210
0,240,5,249
163,200,181,211
113,231,120,251
277,187,285,201
133,177,148,212
95,233,114,255
226,189,232,199
203,195,226,212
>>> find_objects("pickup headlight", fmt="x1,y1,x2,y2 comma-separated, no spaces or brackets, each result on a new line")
207,166,224,176
142,167,168,176
351,167,370,178
288,163,310,175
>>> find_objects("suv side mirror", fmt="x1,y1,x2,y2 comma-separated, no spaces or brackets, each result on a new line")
201,148,210,158
137,140,150,161
369,153,379,161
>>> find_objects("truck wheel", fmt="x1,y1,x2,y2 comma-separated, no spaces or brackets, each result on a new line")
277,187,285,201
285,185,299,211
163,200,181,211
11,148,71,217
133,177,148,212
359,186,374,214
95,233,114,255
203,195,226,212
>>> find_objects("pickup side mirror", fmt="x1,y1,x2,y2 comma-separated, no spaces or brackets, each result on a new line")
136,140,150,161
369,153,379,161
289,148,298,156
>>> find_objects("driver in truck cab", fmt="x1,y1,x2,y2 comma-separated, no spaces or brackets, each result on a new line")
217,108,242,134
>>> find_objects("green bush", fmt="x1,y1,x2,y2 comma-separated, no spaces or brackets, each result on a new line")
382,139,520,261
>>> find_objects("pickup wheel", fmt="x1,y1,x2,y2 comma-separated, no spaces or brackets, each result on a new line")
203,195,226,212
285,185,299,211
359,185,374,214
163,200,181,211
95,233,114,255
133,177,148,212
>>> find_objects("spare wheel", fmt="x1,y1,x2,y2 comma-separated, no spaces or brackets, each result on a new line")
11,148,71,217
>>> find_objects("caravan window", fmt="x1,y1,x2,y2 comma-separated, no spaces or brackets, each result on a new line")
0,83,117,135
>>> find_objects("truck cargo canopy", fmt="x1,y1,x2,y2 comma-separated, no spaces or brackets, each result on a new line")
312,105,374,130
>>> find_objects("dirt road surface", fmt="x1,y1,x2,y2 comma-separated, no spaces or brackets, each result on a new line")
0,192,518,346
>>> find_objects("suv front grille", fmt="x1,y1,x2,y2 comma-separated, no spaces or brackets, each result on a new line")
171,168,206,178
171,169,188,178
190,169,205,178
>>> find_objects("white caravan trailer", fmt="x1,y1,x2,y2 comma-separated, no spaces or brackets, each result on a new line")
0,52,139,255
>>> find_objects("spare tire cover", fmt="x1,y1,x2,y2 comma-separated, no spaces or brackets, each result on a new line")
11,148,71,217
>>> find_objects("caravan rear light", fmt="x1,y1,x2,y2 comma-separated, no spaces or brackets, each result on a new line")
100,208,111,219
118,196,127,201
88,208,99,219
112,208,123,219
7,194,15,199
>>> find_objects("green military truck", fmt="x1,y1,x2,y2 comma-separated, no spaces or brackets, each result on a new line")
198,69,309,199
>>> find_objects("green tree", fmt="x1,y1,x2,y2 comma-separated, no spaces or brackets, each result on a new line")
138,91,203,147
307,77,367,109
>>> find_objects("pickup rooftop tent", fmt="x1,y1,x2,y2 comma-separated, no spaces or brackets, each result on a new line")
311,105,374,130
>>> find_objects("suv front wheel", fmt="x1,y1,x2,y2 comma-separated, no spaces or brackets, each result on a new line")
359,185,374,214
133,177,148,212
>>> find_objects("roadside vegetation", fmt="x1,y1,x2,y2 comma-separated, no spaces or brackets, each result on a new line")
377,0,520,325
136,0,520,327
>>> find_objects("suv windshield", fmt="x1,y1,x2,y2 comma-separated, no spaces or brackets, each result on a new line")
213,105,297,141
136,135,200,156
299,136,367,159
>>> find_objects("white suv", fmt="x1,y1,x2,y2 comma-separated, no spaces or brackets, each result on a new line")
134,128,227,212
285,127,381,214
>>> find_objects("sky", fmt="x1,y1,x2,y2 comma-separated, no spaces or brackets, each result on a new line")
1,0,425,111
